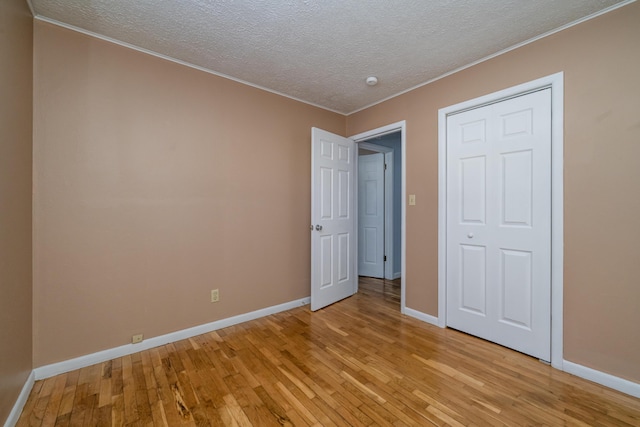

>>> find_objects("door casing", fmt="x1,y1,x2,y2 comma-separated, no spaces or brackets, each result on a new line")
351,121,407,313
437,73,564,368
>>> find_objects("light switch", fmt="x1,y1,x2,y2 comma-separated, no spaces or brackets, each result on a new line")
409,194,416,205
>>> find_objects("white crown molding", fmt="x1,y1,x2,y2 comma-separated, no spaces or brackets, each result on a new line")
32,1,635,117
25,0,35,17
32,16,346,116
34,297,309,380
346,0,636,115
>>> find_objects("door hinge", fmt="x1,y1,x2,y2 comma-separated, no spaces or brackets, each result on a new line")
384,163,388,170
384,255,387,262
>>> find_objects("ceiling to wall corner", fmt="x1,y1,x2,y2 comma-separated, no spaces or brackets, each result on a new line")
31,0,631,115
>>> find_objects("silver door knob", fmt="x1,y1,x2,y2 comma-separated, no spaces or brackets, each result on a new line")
467,233,474,238
316,225,323,231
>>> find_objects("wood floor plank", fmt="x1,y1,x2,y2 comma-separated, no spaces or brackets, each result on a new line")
16,277,640,426
274,382,319,426
39,374,67,426
55,386,77,419
252,385,293,426
149,357,185,426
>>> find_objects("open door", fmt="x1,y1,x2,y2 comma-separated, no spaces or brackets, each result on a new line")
311,128,357,311
358,152,385,278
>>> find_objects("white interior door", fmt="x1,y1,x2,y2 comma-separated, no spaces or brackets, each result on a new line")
358,153,385,278
446,89,551,361
311,128,357,311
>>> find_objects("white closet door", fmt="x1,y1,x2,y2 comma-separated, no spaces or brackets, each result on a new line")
446,89,551,361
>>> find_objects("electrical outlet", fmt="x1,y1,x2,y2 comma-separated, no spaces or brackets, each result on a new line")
409,194,416,205
211,289,220,303
132,334,143,344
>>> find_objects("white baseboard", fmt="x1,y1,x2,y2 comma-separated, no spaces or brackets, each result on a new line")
392,272,401,280
21,296,640,408
34,297,310,380
402,312,640,399
563,360,640,399
403,307,439,327
4,371,35,427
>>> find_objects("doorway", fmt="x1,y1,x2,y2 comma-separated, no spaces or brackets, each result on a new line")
438,73,564,367
351,122,407,313
446,88,552,361
309,122,407,313
357,134,400,281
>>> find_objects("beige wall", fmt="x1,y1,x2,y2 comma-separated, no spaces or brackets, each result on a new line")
33,21,345,367
31,2,640,386
348,2,640,383
0,0,33,423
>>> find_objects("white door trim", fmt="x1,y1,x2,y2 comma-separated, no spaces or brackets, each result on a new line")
437,73,564,368
358,142,394,280
351,121,407,313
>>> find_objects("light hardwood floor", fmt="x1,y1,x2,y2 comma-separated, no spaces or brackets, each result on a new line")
17,277,640,426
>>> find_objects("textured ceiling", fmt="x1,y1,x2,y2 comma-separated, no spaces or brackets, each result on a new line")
31,0,630,114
